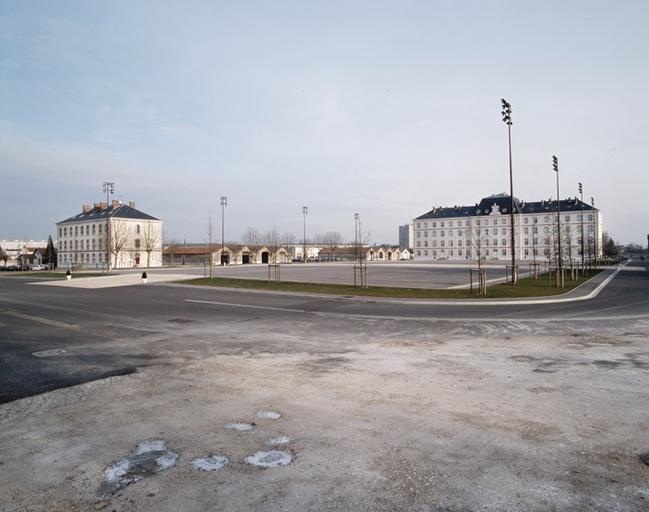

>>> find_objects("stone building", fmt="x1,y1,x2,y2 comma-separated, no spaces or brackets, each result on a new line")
413,193,602,263
56,200,163,269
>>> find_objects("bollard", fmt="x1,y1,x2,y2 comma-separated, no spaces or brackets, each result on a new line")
141,271,148,284
66,269,72,281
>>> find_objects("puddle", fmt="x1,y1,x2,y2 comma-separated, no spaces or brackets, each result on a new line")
268,436,292,445
224,422,255,431
256,411,281,420
190,455,229,471
245,450,293,468
99,439,178,496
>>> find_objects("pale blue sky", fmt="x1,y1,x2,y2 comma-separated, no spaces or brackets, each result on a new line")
1,1,647,244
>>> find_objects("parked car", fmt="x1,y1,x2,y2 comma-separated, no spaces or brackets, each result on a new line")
30,264,46,271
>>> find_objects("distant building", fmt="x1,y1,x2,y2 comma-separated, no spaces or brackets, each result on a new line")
0,240,48,267
56,200,163,269
398,224,413,250
413,193,602,262
163,244,290,266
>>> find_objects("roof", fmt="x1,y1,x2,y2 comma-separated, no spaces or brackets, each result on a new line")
57,203,159,224
320,246,370,255
415,193,596,220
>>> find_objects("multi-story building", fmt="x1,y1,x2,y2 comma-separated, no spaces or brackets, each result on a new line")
412,193,602,262
56,200,163,270
398,224,413,250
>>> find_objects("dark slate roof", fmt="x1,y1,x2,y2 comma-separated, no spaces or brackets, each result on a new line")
415,193,596,220
57,203,159,224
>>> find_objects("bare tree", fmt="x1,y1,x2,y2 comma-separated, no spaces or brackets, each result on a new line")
468,220,488,270
322,232,343,261
563,224,573,267
206,214,214,278
242,227,260,246
0,246,7,267
280,232,296,245
108,219,129,269
142,223,161,268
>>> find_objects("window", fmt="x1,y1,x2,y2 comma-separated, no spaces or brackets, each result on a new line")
441,222,445,227
533,227,538,234
524,217,529,225
92,239,96,249
524,248,529,255
465,220,469,227
524,238,529,246
501,228,506,235
86,240,89,249
441,231,445,237
501,219,506,225
86,225,89,235
432,240,437,247
92,224,96,234
493,239,498,246
424,241,428,247
534,217,539,224
136,224,141,234
501,239,506,246
432,222,436,228
565,216,570,222
458,240,463,246
492,228,497,235
449,221,453,227
416,223,420,229
441,240,445,247
493,219,497,225
417,250,421,256
423,231,428,237
424,250,428,256
99,224,102,233
458,249,462,256
524,227,529,234
416,231,420,237
587,214,593,221
416,241,421,247
75,226,78,236
449,240,453,247
544,227,549,234
432,231,437,237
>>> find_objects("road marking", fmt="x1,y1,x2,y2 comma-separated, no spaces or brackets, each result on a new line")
185,299,306,313
1,310,81,330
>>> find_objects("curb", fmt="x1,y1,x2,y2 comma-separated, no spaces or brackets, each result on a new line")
165,267,620,307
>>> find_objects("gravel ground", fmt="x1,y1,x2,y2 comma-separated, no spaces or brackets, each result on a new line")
1,314,648,512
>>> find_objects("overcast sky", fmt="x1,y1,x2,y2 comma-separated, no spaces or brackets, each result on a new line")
1,1,647,245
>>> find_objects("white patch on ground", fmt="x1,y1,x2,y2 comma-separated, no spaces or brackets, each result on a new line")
268,436,292,445
190,455,230,471
135,439,168,454
257,410,281,419
32,348,67,358
224,422,254,431
245,450,293,468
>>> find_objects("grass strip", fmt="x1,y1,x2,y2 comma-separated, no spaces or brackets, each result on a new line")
179,270,602,300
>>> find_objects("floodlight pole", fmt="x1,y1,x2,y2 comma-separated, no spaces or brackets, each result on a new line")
501,99,517,284
302,206,308,263
102,181,114,272
553,156,563,279
579,182,584,270
220,196,227,264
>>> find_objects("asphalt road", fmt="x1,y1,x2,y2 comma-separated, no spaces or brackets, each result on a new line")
0,267,646,404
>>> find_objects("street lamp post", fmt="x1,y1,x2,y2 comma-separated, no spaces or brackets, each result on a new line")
302,206,308,263
579,182,584,271
591,196,597,265
553,156,563,285
354,212,359,286
501,99,517,284
102,181,114,272
220,196,227,265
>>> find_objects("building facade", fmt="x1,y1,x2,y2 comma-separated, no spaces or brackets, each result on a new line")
398,224,413,250
56,200,163,269
413,193,602,263
0,240,48,267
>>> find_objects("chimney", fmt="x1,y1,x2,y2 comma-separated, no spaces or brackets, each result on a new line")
112,199,120,208
128,201,135,208
100,202,107,209
82,204,91,213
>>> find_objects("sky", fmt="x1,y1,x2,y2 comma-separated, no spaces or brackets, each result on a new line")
1,0,648,245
